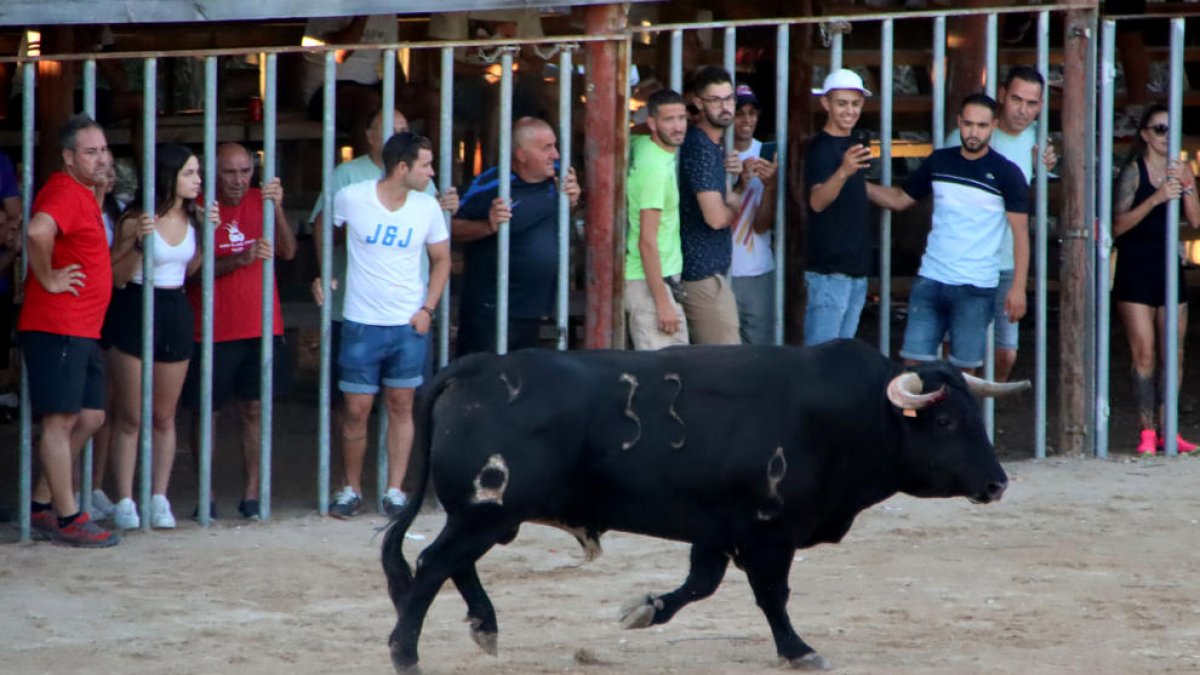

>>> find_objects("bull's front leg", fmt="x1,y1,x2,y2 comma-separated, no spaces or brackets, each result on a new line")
620,544,728,629
736,544,829,671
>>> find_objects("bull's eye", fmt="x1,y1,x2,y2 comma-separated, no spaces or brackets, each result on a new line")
935,414,955,430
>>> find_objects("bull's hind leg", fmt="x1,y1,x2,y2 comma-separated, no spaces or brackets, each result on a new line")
620,544,728,629
737,543,829,671
453,564,498,656
389,515,511,673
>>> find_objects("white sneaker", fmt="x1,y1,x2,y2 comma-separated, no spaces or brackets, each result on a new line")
150,494,177,529
113,497,140,530
89,489,116,521
382,488,408,517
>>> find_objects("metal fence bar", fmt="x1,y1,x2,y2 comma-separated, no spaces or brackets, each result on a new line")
670,30,683,94
317,51,335,515
1035,10,1051,459
138,57,157,532
773,24,789,346
1083,10,1099,456
723,27,736,193
1095,19,1115,460
198,56,217,524
983,13,998,440
830,28,843,72
258,52,277,517
496,48,514,355
438,46,453,369
80,56,96,516
932,16,945,150
985,13,998,98
556,46,574,351
17,62,34,543
879,19,894,355
1163,18,1185,455
377,48,396,514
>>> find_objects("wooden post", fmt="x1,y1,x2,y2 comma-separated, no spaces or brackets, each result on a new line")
1058,7,1093,456
36,27,77,185
583,4,625,349
786,2,814,344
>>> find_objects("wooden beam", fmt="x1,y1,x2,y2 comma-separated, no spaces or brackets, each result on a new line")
0,1,655,27
1057,5,1091,456
786,1,814,345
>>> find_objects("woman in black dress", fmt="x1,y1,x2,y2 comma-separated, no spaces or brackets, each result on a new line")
1112,104,1200,454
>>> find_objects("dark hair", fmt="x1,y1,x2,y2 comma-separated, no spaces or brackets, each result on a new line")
960,92,998,116
1122,102,1169,168
687,66,732,96
1003,66,1045,92
382,131,432,177
129,143,201,225
647,89,685,117
59,113,103,151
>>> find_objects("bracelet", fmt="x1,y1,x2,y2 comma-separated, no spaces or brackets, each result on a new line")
418,306,434,317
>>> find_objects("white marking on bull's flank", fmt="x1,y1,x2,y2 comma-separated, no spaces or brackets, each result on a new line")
619,373,641,450
471,454,510,505
499,372,521,403
757,447,788,521
664,373,686,449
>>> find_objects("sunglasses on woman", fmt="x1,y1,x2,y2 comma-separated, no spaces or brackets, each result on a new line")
1144,124,1169,137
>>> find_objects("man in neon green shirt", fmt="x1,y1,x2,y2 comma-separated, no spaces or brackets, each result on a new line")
625,89,690,350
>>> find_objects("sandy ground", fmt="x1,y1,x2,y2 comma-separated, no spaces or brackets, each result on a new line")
4,455,1200,675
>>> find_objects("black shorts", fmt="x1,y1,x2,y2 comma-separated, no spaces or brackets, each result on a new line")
183,335,292,409
19,331,106,415
101,284,194,362
0,295,14,369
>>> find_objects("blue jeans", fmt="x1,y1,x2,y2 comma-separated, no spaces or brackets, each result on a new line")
804,271,867,346
900,276,996,369
992,269,1019,350
732,271,776,345
338,320,428,394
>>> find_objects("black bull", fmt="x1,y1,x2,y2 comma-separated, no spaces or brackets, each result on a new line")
382,339,1026,671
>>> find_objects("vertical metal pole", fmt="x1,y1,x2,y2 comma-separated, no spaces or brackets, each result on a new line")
932,17,946,150
1035,11,1051,459
670,30,683,94
1083,11,1099,457
556,47,574,350
496,48,514,355
1164,18,1185,455
985,13,998,98
774,25,789,346
438,47,454,369
317,51,336,515
80,56,97,515
259,53,277,517
723,27,736,192
1095,19,1115,460
139,57,157,532
377,48,396,513
199,56,217,524
17,62,34,543
879,19,894,355
830,29,843,72
983,11,998,440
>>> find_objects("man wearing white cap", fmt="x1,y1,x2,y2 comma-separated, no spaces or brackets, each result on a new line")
803,68,877,346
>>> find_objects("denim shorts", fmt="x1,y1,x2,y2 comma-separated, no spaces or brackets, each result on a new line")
992,269,1019,350
338,320,427,394
900,276,996,369
803,271,868,346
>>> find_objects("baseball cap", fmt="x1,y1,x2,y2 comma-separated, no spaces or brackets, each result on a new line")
812,68,872,97
735,84,761,110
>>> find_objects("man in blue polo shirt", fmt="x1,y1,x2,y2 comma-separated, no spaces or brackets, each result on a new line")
452,116,580,354
873,93,1030,373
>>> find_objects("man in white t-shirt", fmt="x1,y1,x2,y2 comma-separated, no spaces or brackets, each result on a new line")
729,85,779,345
328,131,450,519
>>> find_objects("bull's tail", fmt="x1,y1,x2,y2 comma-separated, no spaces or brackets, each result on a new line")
381,356,485,608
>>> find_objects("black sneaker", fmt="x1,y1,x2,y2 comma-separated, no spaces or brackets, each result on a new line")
382,488,408,517
238,498,260,521
329,487,362,519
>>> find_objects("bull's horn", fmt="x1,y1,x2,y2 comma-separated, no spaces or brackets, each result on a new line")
886,372,946,410
962,373,1032,398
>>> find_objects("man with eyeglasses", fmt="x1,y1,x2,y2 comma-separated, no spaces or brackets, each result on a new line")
676,66,747,345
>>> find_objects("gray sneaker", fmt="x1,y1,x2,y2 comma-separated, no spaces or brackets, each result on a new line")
329,487,362,519
382,488,408,517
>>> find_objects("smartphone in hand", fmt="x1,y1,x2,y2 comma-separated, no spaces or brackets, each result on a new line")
760,141,778,163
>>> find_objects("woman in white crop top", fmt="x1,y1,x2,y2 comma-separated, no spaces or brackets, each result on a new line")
102,144,207,530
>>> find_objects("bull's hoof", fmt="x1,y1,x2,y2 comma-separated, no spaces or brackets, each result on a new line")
467,616,499,656
786,653,831,671
390,641,420,674
618,594,662,630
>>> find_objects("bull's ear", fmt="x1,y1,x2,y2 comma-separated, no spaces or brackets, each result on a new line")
886,372,946,411
962,373,1032,398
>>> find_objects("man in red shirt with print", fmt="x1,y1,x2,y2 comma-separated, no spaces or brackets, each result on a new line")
185,142,296,520
21,115,118,547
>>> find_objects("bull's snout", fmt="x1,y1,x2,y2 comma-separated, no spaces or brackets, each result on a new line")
977,479,1008,504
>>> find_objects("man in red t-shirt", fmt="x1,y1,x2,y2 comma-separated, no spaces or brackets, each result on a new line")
19,115,118,547
185,142,296,520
